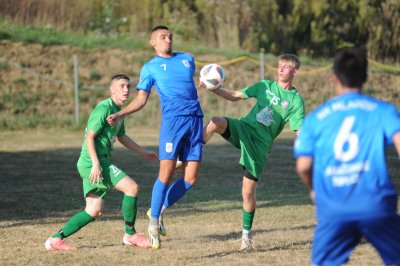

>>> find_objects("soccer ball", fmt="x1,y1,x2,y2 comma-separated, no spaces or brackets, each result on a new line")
199,64,226,90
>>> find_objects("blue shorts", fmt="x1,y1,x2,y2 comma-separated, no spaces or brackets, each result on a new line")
312,215,400,265
159,115,203,161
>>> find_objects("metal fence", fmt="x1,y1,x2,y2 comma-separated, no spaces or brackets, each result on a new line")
1,52,399,125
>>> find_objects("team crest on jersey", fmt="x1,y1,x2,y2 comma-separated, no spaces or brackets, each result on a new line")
166,142,173,153
281,101,289,109
182,60,190,68
256,107,274,126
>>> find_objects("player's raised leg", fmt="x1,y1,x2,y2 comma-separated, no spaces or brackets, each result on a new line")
162,160,199,211
203,116,228,144
148,159,186,236
148,162,195,238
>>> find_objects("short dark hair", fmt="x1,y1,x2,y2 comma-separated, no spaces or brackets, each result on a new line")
151,25,169,32
279,54,301,69
333,47,368,88
111,74,130,82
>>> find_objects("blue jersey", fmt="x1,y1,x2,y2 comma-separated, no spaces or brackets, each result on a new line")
294,92,400,221
137,52,203,118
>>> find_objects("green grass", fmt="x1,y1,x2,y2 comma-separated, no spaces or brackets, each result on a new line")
0,16,255,58
0,16,330,65
0,18,148,50
0,129,395,265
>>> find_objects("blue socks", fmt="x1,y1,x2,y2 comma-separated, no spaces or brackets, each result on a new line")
150,178,169,219
164,178,192,208
150,177,193,219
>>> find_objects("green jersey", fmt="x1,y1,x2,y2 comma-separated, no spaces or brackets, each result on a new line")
79,98,125,160
223,80,304,178
240,80,304,140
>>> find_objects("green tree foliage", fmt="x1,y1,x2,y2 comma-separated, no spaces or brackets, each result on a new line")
0,0,399,60
363,0,400,60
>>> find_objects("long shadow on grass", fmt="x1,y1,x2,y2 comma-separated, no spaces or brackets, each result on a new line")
199,236,374,259
203,224,314,242
0,140,310,223
199,240,312,259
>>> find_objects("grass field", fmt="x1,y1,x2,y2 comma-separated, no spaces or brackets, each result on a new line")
0,128,397,265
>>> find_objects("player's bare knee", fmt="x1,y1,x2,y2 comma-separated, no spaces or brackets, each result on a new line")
210,117,228,135
128,183,139,196
86,208,103,219
206,117,216,131
159,169,174,183
159,174,173,184
209,117,223,130
242,190,255,202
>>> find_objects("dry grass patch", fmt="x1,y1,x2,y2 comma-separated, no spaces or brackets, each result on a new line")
0,129,395,265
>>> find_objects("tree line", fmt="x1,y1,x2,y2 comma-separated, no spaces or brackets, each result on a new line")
1,0,399,61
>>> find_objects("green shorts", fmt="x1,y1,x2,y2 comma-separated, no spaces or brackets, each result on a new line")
77,156,127,199
224,118,273,179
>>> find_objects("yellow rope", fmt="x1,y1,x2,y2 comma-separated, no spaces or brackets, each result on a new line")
368,59,400,72
298,64,333,76
195,56,400,76
195,56,256,67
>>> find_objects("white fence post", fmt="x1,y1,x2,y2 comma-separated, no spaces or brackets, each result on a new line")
73,54,79,125
260,48,265,80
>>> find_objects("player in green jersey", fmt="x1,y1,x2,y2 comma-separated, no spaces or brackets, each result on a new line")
203,54,305,251
45,74,158,251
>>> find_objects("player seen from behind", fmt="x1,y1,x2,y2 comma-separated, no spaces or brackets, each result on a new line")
294,47,400,265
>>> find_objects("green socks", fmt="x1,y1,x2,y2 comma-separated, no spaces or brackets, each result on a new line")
122,195,138,235
242,209,255,231
53,210,94,239
52,195,138,239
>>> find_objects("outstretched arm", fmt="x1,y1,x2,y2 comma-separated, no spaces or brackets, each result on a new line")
107,90,150,125
210,87,245,102
117,135,158,162
119,90,149,117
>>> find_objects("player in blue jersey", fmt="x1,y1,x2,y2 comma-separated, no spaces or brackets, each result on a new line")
294,47,400,265
107,25,203,249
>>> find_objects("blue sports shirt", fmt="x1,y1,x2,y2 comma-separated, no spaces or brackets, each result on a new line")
136,52,203,118
294,92,400,221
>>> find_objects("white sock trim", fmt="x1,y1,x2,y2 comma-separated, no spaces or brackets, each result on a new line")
242,229,251,238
